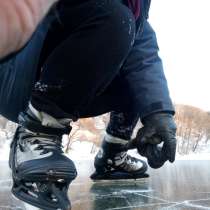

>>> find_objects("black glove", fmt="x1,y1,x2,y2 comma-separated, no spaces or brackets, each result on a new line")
136,113,177,169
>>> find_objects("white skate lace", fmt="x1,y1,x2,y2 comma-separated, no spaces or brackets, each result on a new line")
19,130,63,155
114,153,143,172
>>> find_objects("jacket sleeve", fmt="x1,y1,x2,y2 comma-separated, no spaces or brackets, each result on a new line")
121,20,175,119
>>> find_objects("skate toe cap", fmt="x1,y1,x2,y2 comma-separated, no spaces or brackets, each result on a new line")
17,154,77,181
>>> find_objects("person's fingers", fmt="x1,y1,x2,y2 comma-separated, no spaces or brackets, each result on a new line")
136,124,176,167
167,120,177,162
147,136,162,145
137,142,168,169
136,127,156,144
163,135,177,162
157,119,177,162
145,145,166,168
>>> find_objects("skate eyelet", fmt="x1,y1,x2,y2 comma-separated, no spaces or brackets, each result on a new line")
107,159,113,164
48,169,55,176
57,179,65,183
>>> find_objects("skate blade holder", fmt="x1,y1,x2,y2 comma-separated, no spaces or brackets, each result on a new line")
12,179,71,210
90,171,149,182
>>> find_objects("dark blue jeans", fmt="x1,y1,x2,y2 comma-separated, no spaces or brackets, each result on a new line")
31,0,139,139
1,0,172,140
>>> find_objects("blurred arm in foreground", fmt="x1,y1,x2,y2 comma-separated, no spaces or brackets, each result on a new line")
0,0,58,59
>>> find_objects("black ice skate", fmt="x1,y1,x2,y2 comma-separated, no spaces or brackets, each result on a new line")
9,105,77,210
91,134,149,181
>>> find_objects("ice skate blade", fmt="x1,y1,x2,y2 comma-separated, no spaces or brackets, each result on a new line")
90,171,149,181
12,182,71,210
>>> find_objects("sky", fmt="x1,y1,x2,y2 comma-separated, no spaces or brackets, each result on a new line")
149,0,210,111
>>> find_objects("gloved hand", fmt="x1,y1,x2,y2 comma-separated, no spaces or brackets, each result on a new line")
136,113,177,169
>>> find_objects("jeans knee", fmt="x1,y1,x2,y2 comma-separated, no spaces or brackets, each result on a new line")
97,0,136,48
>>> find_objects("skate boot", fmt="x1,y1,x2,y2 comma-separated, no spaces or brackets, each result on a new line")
91,133,149,180
9,104,77,210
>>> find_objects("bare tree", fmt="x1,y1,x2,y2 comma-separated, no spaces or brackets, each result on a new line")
175,104,210,154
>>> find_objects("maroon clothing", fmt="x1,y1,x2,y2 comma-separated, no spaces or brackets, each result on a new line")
127,0,140,19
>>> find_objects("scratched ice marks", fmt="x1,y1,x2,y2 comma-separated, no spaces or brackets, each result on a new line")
0,160,210,210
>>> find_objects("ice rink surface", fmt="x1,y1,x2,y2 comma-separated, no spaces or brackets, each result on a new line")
1,160,210,210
